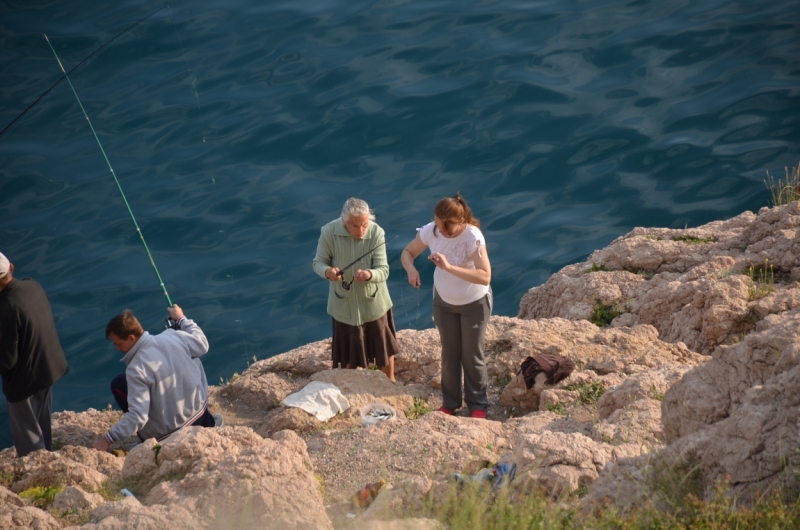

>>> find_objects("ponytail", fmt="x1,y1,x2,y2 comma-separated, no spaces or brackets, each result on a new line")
433,192,480,236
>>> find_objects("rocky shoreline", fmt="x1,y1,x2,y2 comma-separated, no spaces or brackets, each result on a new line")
3,203,800,529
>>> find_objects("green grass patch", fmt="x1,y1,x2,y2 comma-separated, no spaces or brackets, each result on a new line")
92,479,123,502
650,384,665,402
589,298,628,327
414,467,800,530
748,259,776,301
406,397,433,420
623,266,655,280
584,262,608,273
0,471,15,487
162,466,192,482
486,339,514,355
646,454,705,515
545,403,569,415
765,162,800,207
19,485,63,508
494,375,513,389
645,234,663,241
564,380,605,405
671,235,717,244
116,472,148,497
53,508,91,526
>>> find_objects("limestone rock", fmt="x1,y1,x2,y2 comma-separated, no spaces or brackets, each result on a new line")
597,366,693,420
663,308,800,442
311,368,427,420
509,426,642,496
394,328,444,386
0,446,119,494
52,484,105,510
219,370,306,410
255,406,324,436
308,412,508,505
243,338,332,376
52,408,123,448
507,413,644,495
591,398,664,447
125,426,332,530
80,496,200,529
0,485,61,529
518,205,800,354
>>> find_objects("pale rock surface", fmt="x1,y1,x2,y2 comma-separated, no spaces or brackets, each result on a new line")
596,365,693,419
77,496,200,530
255,406,323,436
576,205,800,505
358,477,434,522
0,485,61,530
310,369,428,421
53,485,106,511
518,204,800,354
358,483,442,529
243,338,333,376
0,445,121,494
254,369,429,436
663,308,800,442
307,412,508,505
492,318,704,411
394,328,446,387
52,408,138,450
219,370,306,410
506,413,643,495
590,398,664,447
505,411,592,438
129,426,332,530
509,427,642,496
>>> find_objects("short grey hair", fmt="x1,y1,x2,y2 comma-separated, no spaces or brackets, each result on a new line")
341,197,375,221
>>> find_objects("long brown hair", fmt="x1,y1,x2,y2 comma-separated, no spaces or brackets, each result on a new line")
434,192,480,236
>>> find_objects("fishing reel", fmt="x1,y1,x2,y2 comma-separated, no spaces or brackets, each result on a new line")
164,317,180,330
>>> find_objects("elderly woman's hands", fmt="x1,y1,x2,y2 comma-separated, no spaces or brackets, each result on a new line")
354,269,372,282
325,267,342,281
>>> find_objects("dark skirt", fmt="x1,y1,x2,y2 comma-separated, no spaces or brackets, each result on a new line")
332,308,399,369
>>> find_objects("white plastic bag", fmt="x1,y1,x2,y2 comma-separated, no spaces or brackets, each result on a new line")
280,381,350,421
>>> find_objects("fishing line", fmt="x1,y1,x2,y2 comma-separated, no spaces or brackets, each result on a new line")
339,235,398,290
44,34,173,308
0,6,167,139
165,4,206,143
163,9,249,356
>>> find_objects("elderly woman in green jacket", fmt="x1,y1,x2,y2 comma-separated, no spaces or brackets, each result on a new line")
313,198,398,382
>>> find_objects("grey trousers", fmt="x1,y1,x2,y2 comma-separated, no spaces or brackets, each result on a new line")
8,386,53,457
433,289,492,412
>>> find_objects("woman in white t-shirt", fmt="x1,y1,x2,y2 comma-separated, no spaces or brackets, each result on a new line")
401,193,492,418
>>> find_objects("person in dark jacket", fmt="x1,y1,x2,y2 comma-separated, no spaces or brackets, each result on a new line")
0,253,69,457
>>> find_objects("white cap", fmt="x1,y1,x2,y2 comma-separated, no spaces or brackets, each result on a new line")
0,253,8,279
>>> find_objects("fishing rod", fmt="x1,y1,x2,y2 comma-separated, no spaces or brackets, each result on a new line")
0,6,167,139
44,34,174,310
339,235,398,290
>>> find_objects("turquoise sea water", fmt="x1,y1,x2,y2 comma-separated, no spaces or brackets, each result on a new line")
1,0,798,449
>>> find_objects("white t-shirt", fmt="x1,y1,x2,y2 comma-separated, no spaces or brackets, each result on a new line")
418,222,490,306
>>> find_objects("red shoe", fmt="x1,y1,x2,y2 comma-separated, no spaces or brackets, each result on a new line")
470,410,487,419
438,406,454,415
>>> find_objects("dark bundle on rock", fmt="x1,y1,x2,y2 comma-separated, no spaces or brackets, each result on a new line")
519,354,576,389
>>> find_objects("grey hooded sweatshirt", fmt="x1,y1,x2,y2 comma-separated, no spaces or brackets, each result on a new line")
106,318,209,442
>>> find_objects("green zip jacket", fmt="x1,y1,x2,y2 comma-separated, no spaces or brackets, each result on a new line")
312,218,393,327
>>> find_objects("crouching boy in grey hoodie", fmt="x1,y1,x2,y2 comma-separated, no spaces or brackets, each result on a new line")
92,304,216,452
